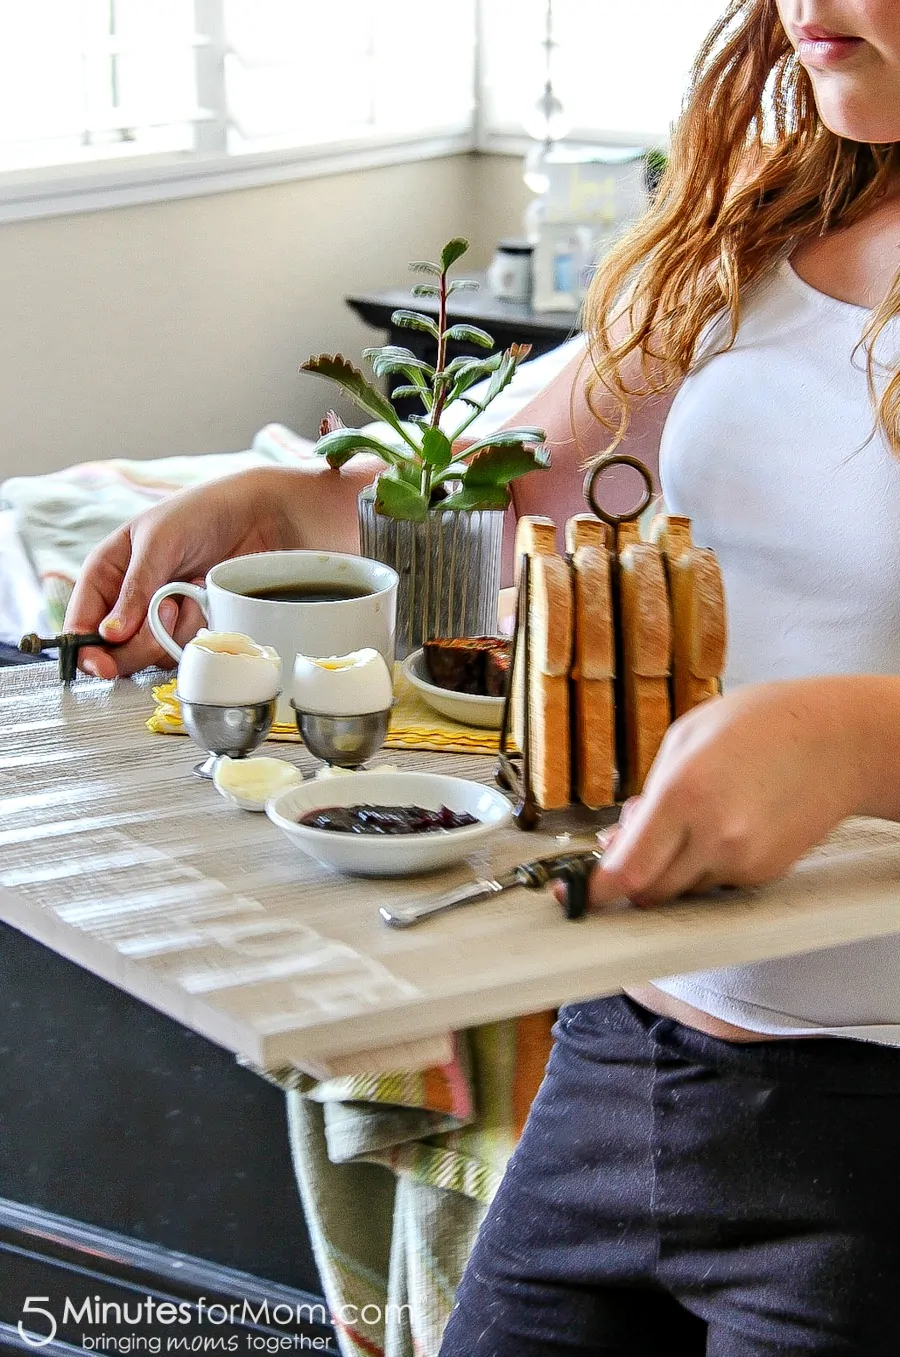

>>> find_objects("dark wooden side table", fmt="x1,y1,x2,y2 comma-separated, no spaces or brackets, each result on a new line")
346,272,579,416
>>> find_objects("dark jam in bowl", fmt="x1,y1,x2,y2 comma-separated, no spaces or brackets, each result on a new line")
297,804,479,835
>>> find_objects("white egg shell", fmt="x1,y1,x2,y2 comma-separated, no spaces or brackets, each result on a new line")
315,762,398,781
292,648,393,717
313,764,354,781
214,755,302,810
177,630,281,706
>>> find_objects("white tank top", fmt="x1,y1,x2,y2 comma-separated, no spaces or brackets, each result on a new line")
654,258,900,1044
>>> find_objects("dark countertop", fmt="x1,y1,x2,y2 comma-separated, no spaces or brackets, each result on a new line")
0,921,319,1289
347,271,579,343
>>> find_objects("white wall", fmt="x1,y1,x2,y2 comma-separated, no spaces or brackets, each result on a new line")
0,153,528,478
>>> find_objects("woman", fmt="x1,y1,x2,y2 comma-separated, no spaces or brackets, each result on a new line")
68,0,900,1348
437,1,900,1352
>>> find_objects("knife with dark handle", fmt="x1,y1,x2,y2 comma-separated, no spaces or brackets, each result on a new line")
379,848,605,928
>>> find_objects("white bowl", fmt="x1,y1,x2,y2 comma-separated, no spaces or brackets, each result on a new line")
402,648,506,731
266,770,512,877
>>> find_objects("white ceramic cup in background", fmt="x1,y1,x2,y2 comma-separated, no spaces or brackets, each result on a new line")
148,551,398,723
487,238,534,304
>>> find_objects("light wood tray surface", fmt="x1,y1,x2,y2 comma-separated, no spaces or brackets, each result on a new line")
3,663,900,1070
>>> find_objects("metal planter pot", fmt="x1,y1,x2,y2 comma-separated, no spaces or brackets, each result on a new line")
358,493,505,659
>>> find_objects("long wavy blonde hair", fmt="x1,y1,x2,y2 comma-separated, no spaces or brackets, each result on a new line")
583,0,900,453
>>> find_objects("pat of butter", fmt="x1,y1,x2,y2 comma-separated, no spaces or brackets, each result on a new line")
214,756,302,809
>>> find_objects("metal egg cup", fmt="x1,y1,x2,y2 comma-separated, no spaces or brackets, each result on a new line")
290,702,392,770
177,692,279,779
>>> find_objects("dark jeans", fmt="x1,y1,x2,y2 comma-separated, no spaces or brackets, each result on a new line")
439,994,900,1356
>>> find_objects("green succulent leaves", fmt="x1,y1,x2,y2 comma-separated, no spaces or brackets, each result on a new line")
442,322,494,348
440,440,551,512
373,472,430,522
299,355,401,433
419,425,453,471
440,237,469,271
300,238,549,520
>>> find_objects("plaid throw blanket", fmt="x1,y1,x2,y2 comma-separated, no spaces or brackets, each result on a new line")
255,1013,555,1357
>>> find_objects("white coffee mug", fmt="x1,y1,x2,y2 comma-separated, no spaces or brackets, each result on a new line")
148,550,398,723
487,239,534,304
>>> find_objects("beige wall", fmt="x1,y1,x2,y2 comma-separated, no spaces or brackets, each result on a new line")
467,152,532,260
0,152,528,479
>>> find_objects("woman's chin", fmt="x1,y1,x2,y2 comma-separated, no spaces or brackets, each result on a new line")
814,86,900,144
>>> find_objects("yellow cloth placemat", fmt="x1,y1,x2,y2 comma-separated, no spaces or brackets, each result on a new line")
147,666,514,756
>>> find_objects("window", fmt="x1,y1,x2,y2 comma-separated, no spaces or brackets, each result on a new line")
0,0,475,205
479,0,729,145
0,0,727,221
0,1,204,171
223,1,475,156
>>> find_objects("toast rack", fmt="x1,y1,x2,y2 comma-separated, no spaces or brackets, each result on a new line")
497,453,655,829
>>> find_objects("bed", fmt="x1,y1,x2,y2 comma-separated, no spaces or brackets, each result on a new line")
0,337,585,652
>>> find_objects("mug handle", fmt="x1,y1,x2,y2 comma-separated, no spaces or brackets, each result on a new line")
147,582,209,663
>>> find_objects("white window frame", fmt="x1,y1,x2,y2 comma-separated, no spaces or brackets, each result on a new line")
0,0,675,225
0,127,473,223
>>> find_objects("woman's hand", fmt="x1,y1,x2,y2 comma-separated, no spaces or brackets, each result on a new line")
573,679,872,909
64,458,378,679
64,472,290,677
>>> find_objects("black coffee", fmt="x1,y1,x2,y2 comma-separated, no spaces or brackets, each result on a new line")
243,581,374,604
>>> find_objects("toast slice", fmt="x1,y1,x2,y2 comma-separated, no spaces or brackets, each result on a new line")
650,515,726,717
514,515,558,572
568,540,616,808
565,513,609,554
616,522,672,797
511,523,573,810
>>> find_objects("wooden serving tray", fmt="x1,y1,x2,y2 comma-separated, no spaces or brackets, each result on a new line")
2,664,900,1074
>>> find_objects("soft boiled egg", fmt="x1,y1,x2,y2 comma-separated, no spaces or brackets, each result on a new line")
177,630,281,706
292,647,393,717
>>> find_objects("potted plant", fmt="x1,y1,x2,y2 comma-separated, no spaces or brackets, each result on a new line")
300,238,550,657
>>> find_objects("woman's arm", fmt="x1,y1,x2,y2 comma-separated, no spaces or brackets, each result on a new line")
494,330,682,587
508,341,678,525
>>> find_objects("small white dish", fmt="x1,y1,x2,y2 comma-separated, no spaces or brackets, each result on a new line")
266,770,512,877
213,755,303,811
402,648,506,731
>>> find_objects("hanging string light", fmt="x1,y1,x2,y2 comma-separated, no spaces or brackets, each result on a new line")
522,0,570,141
522,0,571,194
